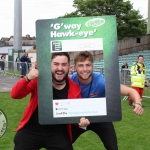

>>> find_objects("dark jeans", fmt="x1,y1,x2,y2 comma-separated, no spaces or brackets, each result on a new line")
17,63,20,71
0,61,5,70
21,63,27,77
14,128,73,150
72,122,118,150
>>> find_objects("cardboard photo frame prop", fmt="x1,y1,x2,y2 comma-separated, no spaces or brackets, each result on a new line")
36,16,121,124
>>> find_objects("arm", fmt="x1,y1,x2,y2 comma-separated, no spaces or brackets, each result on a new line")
120,85,144,115
143,66,146,78
10,68,39,99
10,78,35,99
130,64,136,76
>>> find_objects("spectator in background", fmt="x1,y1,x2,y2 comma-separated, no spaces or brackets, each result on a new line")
129,55,146,106
121,62,129,81
121,62,128,69
1,55,5,61
0,55,5,70
27,54,32,71
16,56,20,71
20,52,28,78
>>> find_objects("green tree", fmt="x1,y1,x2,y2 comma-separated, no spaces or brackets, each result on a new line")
60,0,147,40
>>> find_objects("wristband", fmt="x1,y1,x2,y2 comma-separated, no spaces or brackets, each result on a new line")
79,126,87,130
134,103,142,107
26,74,31,82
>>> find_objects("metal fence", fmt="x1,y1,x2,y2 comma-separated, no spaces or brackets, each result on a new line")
91,67,150,99
120,69,150,99
0,61,34,77
1,62,149,99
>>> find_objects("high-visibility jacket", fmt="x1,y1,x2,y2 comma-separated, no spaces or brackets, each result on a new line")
130,62,146,88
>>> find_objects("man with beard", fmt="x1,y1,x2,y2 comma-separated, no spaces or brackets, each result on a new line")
10,52,90,150
70,51,144,150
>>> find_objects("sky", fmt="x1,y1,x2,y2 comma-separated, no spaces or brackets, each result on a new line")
0,0,148,39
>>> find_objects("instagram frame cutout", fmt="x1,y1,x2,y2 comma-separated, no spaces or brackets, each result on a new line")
36,16,121,124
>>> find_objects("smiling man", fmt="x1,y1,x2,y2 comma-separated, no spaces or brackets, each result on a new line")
70,51,144,150
10,52,89,150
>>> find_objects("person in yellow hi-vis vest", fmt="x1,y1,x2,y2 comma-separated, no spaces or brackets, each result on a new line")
129,55,146,106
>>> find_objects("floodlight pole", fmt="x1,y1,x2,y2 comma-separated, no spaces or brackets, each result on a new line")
147,0,150,34
14,0,22,52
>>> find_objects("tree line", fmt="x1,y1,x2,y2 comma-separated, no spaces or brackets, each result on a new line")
59,0,147,40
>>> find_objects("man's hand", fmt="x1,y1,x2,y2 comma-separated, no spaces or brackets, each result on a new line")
140,68,143,72
78,117,90,127
27,68,39,80
133,103,144,115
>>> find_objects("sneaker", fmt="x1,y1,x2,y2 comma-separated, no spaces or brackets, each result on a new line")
129,101,133,106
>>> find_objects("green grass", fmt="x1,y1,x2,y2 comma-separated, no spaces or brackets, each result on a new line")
0,91,150,150
2,69,21,77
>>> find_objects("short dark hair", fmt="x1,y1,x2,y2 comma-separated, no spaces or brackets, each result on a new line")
74,51,93,64
138,55,144,59
51,52,70,63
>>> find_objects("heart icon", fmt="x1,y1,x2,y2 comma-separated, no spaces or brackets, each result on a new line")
55,102,59,105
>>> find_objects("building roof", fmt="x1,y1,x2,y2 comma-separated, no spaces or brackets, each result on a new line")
1,35,36,41
1,38,10,41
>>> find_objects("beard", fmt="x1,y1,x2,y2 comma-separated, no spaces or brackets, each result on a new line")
52,71,68,83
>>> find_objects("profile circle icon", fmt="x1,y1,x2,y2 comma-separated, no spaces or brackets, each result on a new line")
0,110,7,138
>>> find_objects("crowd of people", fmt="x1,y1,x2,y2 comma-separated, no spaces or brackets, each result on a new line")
0,53,33,75
16,52,32,78
10,51,144,150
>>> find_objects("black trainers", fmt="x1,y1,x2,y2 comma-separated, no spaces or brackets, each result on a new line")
129,101,133,106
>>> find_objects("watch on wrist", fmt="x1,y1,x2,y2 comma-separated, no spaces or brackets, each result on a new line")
26,74,31,82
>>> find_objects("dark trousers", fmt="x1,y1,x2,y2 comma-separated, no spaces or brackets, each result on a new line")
21,63,27,77
72,122,118,150
0,61,5,70
14,128,73,150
